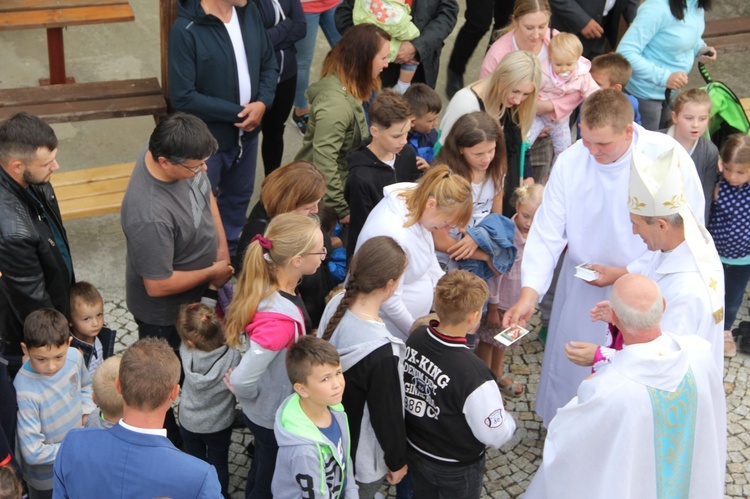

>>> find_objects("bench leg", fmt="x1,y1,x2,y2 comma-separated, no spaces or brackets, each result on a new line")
41,28,75,86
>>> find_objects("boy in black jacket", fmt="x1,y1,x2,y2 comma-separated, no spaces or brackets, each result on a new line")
404,270,516,499
344,90,419,261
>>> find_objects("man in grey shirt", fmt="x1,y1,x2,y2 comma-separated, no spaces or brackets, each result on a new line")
121,113,234,444
122,113,234,347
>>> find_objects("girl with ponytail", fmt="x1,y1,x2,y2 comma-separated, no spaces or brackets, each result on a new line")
317,236,409,497
225,212,325,498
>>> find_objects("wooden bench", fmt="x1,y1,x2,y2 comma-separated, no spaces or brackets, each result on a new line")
0,78,166,124
704,16,750,51
0,0,135,85
50,162,134,220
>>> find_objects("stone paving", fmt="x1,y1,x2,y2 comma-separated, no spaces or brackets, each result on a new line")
106,290,750,499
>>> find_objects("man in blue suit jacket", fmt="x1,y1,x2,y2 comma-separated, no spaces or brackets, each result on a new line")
53,338,222,499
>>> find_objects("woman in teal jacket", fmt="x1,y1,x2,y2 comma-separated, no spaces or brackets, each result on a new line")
295,24,391,224
617,0,716,131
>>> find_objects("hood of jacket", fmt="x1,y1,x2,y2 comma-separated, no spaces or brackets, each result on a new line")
346,142,395,174
381,182,414,214
275,394,350,496
324,295,405,371
177,0,222,25
180,344,239,391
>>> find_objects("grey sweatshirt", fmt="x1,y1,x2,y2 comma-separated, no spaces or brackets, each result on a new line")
179,344,242,433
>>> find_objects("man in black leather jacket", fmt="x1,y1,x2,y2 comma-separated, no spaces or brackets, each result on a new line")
0,112,73,376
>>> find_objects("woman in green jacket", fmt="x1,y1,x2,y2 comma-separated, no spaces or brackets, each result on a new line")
296,24,391,225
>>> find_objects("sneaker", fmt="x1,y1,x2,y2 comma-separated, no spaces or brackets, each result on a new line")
292,112,309,136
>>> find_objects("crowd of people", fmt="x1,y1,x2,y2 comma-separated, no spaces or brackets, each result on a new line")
0,0,748,497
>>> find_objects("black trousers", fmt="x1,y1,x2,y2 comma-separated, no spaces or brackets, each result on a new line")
260,75,297,175
448,0,513,75
135,319,183,448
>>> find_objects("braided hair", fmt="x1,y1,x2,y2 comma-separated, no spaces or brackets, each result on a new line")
322,236,407,341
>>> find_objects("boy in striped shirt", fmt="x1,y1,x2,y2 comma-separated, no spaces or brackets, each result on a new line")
14,309,94,498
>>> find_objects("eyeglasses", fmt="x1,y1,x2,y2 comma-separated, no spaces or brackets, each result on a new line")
303,247,328,258
172,159,207,174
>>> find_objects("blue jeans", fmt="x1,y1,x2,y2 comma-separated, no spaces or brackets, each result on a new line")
408,448,485,499
181,425,233,498
723,262,750,330
243,414,278,499
206,133,259,254
294,6,341,110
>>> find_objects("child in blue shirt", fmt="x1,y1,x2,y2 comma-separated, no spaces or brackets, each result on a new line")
403,83,442,171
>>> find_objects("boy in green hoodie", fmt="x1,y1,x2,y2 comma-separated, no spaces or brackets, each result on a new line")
273,336,359,498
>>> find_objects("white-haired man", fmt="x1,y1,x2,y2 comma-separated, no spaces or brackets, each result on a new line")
525,274,726,499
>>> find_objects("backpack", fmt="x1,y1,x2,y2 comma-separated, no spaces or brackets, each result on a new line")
699,62,750,150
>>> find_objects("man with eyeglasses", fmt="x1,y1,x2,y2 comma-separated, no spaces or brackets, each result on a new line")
120,113,234,443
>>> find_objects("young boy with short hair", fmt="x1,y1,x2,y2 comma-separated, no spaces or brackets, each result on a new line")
403,270,516,499
589,53,642,126
14,309,94,498
403,83,442,169
273,335,358,498
345,89,418,259
84,356,122,430
68,281,116,373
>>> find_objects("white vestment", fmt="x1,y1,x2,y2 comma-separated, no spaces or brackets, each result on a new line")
525,333,726,499
523,125,705,426
633,241,725,370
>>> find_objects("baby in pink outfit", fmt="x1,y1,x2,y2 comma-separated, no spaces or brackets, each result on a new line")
528,33,599,161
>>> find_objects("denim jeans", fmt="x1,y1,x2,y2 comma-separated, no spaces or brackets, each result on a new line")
181,425,233,498
408,448,486,499
723,262,750,330
293,6,341,110
206,133,259,254
243,414,278,499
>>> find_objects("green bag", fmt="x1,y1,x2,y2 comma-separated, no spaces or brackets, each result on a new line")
699,62,750,150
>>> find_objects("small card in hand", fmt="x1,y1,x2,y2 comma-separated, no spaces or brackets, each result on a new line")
494,325,530,347
574,263,600,282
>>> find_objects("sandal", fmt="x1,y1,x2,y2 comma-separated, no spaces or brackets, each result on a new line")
498,375,524,398
725,330,737,358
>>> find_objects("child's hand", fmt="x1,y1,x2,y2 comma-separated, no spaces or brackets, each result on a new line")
487,307,501,329
416,157,430,171
223,368,236,394
387,464,408,485
330,236,343,250
448,231,478,261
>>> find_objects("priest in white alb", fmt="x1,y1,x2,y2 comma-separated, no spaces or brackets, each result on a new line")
525,274,726,499
566,146,726,371
503,89,706,427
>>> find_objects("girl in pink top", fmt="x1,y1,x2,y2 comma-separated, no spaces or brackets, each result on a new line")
475,184,544,397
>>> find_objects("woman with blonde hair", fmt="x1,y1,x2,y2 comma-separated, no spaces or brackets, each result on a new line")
226,212,325,498
354,165,473,340
439,50,541,216
296,23,391,224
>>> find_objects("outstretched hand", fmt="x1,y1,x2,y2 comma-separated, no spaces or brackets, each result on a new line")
565,341,598,367
590,300,613,324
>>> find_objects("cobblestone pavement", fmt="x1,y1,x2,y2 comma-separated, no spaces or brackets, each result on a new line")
107,290,750,499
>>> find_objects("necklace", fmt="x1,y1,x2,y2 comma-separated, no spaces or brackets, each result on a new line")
351,309,381,321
